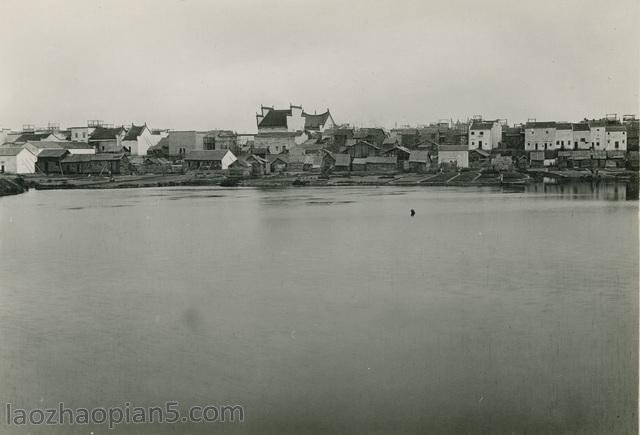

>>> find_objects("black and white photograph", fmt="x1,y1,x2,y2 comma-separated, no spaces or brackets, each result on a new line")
0,0,638,433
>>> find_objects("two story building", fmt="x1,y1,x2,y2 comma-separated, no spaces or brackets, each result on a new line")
89,126,127,153
254,104,308,153
122,124,159,156
525,122,556,151
468,120,502,151
605,125,627,151
572,123,591,150
555,123,573,149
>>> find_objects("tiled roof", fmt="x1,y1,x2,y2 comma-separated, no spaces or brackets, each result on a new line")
14,132,53,142
525,122,556,129
0,147,27,156
572,123,590,131
90,127,125,140
37,148,68,158
605,125,627,132
123,124,147,141
470,121,495,130
24,140,67,149
408,150,430,163
471,149,490,157
258,109,291,128
555,122,572,130
302,111,331,129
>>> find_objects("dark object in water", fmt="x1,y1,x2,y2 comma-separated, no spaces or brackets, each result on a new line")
220,178,240,187
410,209,415,217
292,179,308,186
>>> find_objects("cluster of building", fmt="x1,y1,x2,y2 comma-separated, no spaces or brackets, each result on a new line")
0,107,638,176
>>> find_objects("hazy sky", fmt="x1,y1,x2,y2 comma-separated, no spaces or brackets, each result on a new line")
1,0,638,132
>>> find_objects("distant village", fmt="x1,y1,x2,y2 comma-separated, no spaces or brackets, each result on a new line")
0,105,638,183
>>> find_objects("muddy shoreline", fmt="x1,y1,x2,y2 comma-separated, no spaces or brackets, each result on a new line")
8,168,633,194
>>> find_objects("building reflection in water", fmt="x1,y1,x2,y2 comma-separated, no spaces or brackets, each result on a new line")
522,181,638,201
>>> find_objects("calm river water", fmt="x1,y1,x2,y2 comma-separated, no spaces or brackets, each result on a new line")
0,183,637,434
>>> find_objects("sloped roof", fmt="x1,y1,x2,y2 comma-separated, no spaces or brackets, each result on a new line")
267,154,289,164
470,121,495,130
123,124,148,141
408,150,431,163
0,147,27,156
62,153,126,163
14,132,54,142
572,123,590,131
525,121,556,129
246,154,269,164
37,148,68,158
64,142,94,150
184,150,231,161
255,131,301,137
471,148,490,157
353,128,386,139
588,120,607,127
24,140,66,150
382,145,411,155
346,140,380,150
90,126,125,140
258,109,291,128
383,137,398,145
302,111,331,130
229,157,251,168
606,125,627,132
556,122,572,130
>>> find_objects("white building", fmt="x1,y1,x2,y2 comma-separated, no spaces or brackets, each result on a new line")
605,125,627,151
525,122,556,151
589,121,607,150
572,123,591,150
254,104,308,153
70,126,95,143
468,120,502,151
555,123,573,149
0,147,37,174
122,124,159,156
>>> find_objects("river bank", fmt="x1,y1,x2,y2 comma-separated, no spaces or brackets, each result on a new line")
16,167,635,192
0,175,28,196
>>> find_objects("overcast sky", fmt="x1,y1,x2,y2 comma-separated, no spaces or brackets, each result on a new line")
0,0,638,132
